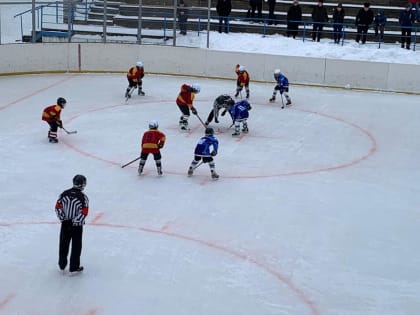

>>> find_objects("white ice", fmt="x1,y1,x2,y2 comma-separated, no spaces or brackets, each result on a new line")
0,73,420,315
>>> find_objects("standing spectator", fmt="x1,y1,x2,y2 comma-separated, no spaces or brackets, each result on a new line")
176,83,200,130
399,3,416,49
55,175,89,274
187,127,219,179
311,0,329,42
332,3,345,44
267,0,277,25
408,0,419,22
138,120,166,176
177,0,189,35
249,0,263,22
41,97,67,143
287,0,302,39
355,2,374,44
234,64,250,99
374,9,387,42
216,0,232,33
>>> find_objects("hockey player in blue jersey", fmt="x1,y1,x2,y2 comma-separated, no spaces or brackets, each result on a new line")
229,99,252,136
269,69,292,107
187,127,219,179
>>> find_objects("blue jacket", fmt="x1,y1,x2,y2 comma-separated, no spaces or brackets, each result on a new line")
229,100,251,121
194,135,219,157
399,9,415,27
374,10,387,26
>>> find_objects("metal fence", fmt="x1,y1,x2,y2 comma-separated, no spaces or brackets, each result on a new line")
2,1,418,51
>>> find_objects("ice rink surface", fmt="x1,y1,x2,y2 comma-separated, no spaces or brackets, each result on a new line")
0,73,419,315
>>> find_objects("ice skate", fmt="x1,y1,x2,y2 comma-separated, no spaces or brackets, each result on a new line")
187,167,194,176
157,167,163,176
69,266,84,276
246,92,249,99
286,99,292,106
242,126,249,133
49,138,58,143
211,171,219,179
269,96,276,102
138,89,145,96
232,130,240,136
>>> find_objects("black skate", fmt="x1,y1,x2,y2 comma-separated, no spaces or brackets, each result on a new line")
187,167,194,176
211,171,219,179
269,96,276,102
286,100,292,106
69,266,84,275
138,89,145,96
49,138,58,143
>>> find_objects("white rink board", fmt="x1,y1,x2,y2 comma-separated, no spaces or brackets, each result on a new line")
0,43,419,93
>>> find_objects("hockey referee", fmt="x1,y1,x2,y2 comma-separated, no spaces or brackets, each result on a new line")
55,174,89,274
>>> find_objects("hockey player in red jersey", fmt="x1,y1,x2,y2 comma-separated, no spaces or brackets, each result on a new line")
125,61,145,98
41,97,66,143
234,64,250,99
176,83,200,130
138,120,166,176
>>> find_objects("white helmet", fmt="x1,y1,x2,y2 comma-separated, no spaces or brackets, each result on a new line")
149,120,158,129
136,61,143,68
274,69,281,75
238,65,246,72
191,83,200,93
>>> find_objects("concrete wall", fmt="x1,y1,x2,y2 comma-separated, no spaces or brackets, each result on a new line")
0,43,418,93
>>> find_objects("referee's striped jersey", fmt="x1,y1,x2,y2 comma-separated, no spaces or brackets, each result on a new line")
55,188,89,226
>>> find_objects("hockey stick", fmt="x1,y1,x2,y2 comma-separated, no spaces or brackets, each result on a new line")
121,156,140,168
61,127,77,134
280,93,285,109
194,112,207,128
192,161,204,170
125,86,136,102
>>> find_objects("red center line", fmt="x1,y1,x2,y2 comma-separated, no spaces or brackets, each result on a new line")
0,75,77,111
90,212,104,224
0,293,16,311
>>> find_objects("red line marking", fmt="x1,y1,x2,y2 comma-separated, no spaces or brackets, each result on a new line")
1,221,320,315
0,293,16,310
86,309,98,315
0,75,77,111
90,212,104,224
61,102,376,179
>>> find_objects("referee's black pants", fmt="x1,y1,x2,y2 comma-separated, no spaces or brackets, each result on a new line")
59,220,83,272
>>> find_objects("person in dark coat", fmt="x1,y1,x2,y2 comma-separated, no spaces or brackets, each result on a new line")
399,4,416,49
355,2,374,44
267,0,277,25
249,0,263,22
374,9,387,41
287,0,302,38
332,3,345,43
177,0,189,35
311,0,329,42
216,0,232,33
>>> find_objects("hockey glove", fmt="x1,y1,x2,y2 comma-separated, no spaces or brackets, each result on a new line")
211,150,217,156
191,107,198,115
56,120,63,128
